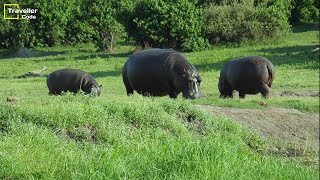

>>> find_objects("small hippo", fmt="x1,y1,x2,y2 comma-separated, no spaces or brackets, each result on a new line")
46,68,101,96
122,48,202,99
218,56,275,98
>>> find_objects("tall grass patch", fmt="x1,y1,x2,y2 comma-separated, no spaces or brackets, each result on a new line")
0,96,318,179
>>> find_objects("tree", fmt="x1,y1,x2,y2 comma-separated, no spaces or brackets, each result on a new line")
83,0,123,52
125,0,208,52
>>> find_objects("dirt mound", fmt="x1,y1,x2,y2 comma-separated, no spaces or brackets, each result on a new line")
200,105,319,152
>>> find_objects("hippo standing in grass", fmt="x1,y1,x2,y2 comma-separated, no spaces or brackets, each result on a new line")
46,68,101,96
218,56,275,98
122,48,202,99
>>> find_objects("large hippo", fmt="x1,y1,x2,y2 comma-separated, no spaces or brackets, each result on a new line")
122,48,201,99
46,68,101,96
218,56,275,98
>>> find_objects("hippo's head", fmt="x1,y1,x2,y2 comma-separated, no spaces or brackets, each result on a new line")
90,84,102,97
173,68,202,99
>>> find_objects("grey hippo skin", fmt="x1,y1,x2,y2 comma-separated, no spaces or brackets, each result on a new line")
218,56,275,98
122,48,202,99
46,68,101,96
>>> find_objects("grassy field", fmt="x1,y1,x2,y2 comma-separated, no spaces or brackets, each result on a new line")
0,24,319,179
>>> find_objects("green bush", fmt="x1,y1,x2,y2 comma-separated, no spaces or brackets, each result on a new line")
200,0,255,6
64,1,95,45
290,0,319,24
32,0,76,47
203,0,291,44
81,0,124,52
257,0,292,37
0,0,76,48
126,0,208,52
0,18,34,49
0,0,123,51
0,1,38,48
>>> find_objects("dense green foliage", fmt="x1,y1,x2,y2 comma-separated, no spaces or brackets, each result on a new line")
0,0,77,48
0,0,123,51
2,0,313,51
290,0,319,24
126,0,208,51
81,1,124,51
203,0,291,43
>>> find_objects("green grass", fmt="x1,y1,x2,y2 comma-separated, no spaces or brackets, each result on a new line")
0,96,318,179
0,24,319,179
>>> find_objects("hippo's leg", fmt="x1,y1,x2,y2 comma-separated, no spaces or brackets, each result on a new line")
260,83,270,98
239,92,246,98
126,87,134,96
225,83,233,98
142,92,150,96
220,93,233,98
122,76,133,96
49,91,61,95
225,89,234,98
169,91,178,98
122,62,133,96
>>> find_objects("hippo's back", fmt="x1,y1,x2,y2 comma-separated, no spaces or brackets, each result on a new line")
47,68,88,93
224,56,274,91
126,49,178,96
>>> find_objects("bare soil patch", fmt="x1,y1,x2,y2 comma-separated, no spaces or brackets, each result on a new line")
200,105,319,153
276,91,319,97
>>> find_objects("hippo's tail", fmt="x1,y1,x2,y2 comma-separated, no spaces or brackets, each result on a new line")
266,63,275,87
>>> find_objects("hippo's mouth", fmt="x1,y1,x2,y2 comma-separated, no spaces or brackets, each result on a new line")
90,86,100,97
182,79,201,99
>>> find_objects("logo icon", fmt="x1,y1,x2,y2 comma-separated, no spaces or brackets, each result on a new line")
4,4,20,19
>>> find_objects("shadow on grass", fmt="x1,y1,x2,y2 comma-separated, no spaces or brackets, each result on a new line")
261,44,319,69
0,48,132,60
291,23,319,33
194,44,319,72
0,49,70,59
74,52,131,61
90,70,122,78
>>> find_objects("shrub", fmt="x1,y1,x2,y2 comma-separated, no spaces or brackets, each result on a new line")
0,1,38,49
0,0,75,48
257,0,292,37
64,1,95,45
203,0,291,44
0,17,34,49
32,0,76,47
126,0,208,52
290,0,319,24
80,0,124,52
200,0,255,6
0,0,124,51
